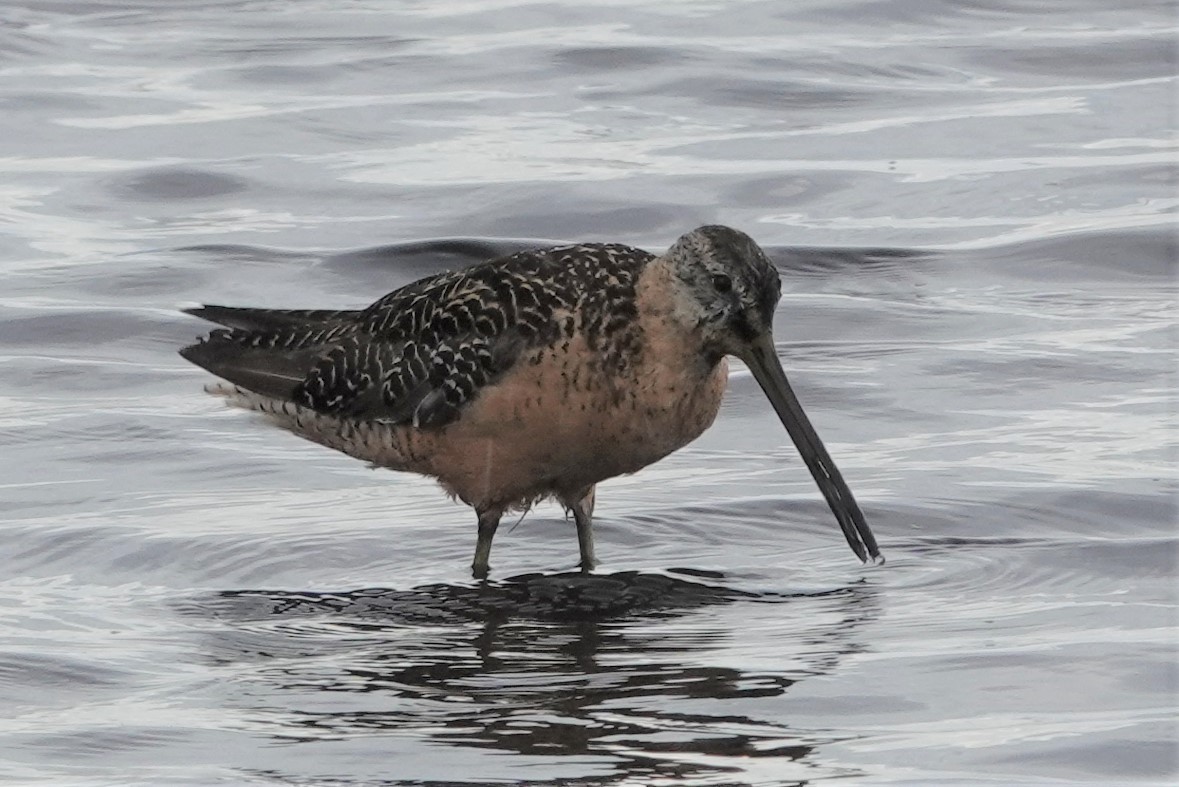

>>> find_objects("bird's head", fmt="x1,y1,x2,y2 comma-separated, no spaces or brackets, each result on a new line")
664,224,782,360
662,224,882,566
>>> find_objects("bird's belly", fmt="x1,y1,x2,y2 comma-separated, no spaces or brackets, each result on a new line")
416,351,730,509
224,343,729,512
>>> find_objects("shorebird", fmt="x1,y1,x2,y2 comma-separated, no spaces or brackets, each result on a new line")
180,225,881,577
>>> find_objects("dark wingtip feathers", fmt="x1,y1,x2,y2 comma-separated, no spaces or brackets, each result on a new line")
182,304,361,332
179,305,371,401
178,327,238,377
179,329,310,401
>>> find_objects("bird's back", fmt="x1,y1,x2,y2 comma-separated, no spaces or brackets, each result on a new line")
181,242,655,427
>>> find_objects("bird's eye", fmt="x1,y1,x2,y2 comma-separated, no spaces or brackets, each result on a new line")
711,273,733,293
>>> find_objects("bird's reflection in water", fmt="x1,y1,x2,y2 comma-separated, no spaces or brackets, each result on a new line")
188,570,878,784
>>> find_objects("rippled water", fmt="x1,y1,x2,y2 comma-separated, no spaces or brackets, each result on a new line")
2,1,1176,785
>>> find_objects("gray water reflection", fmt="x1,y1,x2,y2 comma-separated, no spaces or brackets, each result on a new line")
186,572,880,784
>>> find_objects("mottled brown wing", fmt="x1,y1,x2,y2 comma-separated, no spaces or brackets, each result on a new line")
181,242,654,428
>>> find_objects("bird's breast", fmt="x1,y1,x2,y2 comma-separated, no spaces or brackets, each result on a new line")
418,327,727,505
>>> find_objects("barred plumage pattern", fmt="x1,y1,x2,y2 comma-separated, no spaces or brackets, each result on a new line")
182,242,653,429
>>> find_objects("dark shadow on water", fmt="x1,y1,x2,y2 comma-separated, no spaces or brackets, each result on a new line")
321,239,937,284
180,570,879,785
207,568,767,622
324,238,539,280
169,235,934,284
166,227,1176,311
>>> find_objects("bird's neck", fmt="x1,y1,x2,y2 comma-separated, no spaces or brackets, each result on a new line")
635,256,725,373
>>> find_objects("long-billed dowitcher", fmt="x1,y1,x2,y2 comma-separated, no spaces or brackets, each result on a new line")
180,225,881,577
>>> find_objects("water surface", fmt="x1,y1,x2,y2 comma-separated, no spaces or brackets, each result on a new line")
1,1,1175,784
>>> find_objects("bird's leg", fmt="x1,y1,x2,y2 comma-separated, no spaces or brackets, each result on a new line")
472,506,502,580
569,485,597,572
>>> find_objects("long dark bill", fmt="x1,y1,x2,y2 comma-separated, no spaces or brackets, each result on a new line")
743,333,882,564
